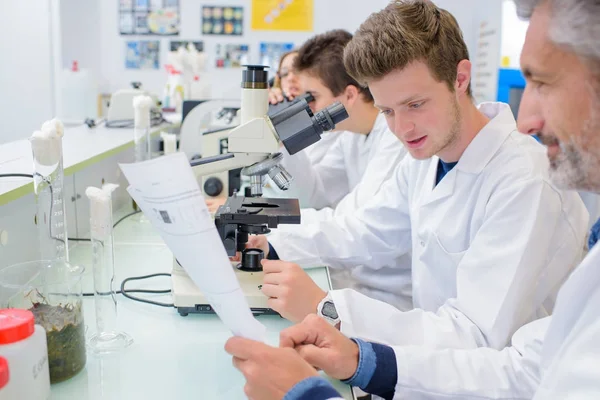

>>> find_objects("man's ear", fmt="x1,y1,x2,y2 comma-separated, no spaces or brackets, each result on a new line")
455,59,472,96
344,85,360,106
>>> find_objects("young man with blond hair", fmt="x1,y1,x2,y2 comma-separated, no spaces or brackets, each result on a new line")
263,29,413,310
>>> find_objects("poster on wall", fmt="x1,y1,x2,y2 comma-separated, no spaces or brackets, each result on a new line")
125,40,161,69
472,19,501,104
251,0,313,31
170,41,204,52
215,44,250,68
202,6,244,36
119,0,180,35
259,42,294,71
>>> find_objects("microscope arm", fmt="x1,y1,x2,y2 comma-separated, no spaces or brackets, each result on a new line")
190,152,268,176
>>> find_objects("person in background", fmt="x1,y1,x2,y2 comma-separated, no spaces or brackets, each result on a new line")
267,49,341,167
263,29,411,310
225,0,600,399
269,50,302,103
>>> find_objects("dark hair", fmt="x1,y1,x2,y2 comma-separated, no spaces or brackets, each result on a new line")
294,29,374,102
344,1,472,96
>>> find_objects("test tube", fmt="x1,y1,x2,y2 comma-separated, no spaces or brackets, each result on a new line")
30,119,69,262
86,184,133,354
133,95,153,163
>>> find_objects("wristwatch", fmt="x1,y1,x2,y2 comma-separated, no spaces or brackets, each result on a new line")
317,292,340,326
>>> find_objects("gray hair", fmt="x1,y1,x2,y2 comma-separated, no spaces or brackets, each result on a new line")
514,0,600,68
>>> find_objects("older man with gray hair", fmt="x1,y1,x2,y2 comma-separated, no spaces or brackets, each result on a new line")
222,0,600,399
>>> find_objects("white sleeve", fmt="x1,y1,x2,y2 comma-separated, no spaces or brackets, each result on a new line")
290,131,406,225
332,130,406,218
388,317,547,400
280,133,350,210
269,158,412,269
333,177,586,351
533,306,600,398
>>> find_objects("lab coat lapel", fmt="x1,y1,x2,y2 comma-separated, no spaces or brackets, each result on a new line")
420,159,456,207
420,102,516,207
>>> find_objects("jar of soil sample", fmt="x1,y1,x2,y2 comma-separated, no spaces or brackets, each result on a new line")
0,260,86,383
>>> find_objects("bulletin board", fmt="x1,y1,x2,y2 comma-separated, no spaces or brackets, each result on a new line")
251,0,313,31
202,6,244,36
119,0,180,35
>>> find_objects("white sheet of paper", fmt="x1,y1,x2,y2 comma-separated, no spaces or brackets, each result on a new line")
119,153,266,342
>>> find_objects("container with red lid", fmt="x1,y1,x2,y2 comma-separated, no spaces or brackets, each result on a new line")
0,260,86,384
0,356,8,390
0,309,50,400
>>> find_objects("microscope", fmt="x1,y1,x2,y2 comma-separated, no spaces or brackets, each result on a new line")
171,65,348,316
178,92,316,200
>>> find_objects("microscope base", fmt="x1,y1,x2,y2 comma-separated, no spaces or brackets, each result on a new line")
171,261,278,317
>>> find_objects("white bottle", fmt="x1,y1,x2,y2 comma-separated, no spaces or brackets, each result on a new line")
60,60,98,122
0,309,50,400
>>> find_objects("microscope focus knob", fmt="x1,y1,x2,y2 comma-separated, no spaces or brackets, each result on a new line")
204,177,224,197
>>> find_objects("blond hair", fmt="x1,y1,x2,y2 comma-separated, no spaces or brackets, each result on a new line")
343,0,471,96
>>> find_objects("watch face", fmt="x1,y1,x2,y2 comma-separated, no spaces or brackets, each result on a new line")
322,301,339,319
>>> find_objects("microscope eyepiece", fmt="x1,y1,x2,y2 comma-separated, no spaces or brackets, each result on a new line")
312,102,348,132
270,100,349,156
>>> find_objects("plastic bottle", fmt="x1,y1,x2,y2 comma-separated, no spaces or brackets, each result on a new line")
0,309,50,400
190,75,210,100
59,60,98,122
0,357,8,391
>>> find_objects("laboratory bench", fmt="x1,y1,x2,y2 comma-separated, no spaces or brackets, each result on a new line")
0,122,175,269
49,214,355,400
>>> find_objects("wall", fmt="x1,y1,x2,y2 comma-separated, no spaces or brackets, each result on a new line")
471,0,504,103
91,0,480,98
0,0,485,145
59,0,102,79
500,0,529,69
0,1,56,144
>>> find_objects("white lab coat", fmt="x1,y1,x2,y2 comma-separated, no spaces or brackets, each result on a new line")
261,131,341,205
276,114,401,210
359,244,600,399
272,114,411,308
304,131,339,165
297,114,407,224
269,102,589,352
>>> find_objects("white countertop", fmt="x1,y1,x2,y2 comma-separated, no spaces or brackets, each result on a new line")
0,123,171,206
49,215,354,399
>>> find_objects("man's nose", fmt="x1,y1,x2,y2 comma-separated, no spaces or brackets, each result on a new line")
517,85,544,135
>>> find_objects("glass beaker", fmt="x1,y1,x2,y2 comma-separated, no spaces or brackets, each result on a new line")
0,260,86,384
